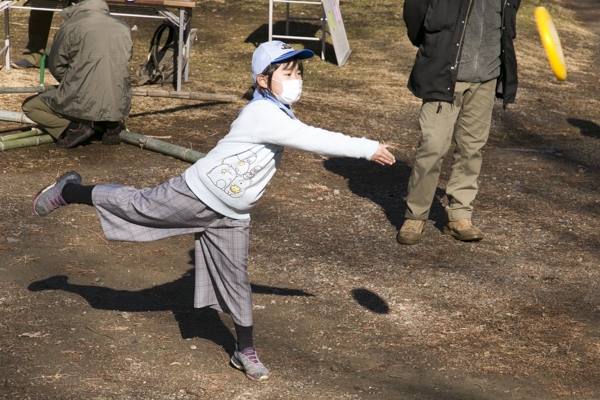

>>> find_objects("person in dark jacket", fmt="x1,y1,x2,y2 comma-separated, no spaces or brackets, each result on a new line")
397,0,520,245
22,0,132,148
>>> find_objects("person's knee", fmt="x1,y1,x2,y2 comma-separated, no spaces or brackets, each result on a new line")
21,95,38,114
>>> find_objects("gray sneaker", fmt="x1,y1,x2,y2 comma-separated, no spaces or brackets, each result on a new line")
230,345,270,381
33,171,82,216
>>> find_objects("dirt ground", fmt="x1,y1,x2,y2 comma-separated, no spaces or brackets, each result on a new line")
1,0,600,398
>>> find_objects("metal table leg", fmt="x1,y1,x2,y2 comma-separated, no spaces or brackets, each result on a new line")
176,8,184,91
1,4,12,70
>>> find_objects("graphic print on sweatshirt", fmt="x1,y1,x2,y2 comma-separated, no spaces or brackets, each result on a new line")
206,150,263,198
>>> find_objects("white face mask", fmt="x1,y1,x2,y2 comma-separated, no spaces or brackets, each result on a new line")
271,78,303,105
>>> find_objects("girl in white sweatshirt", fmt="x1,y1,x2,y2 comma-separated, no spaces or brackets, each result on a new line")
33,40,396,381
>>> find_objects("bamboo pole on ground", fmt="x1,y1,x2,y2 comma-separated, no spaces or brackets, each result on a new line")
0,85,55,94
0,108,206,163
119,130,206,163
130,88,237,102
0,110,35,124
0,86,238,102
0,128,45,142
0,134,54,151
0,129,205,163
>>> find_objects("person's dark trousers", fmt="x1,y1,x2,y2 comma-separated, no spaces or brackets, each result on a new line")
21,10,54,67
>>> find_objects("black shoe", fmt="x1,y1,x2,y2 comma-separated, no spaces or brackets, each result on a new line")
100,121,125,145
56,123,95,148
11,59,35,69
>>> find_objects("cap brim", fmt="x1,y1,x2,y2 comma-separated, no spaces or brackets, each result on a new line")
272,49,315,64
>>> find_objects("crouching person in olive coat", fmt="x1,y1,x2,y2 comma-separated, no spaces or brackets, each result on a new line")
22,0,132,148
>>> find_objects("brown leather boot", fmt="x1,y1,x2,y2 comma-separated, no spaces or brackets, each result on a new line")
443,219,484,242
396,219,427,245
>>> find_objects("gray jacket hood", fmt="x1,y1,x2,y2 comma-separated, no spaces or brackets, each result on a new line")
60,0,110,20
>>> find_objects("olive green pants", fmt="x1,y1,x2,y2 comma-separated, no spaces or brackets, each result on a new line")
21,10,55,67
22,95,86,139
405,79,496,222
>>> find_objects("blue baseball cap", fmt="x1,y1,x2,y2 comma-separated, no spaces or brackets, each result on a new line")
252,41,314,82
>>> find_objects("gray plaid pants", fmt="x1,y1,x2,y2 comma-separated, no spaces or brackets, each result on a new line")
92,173,253,326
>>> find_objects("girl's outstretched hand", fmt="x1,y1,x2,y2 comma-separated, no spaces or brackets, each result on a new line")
371,143,396,166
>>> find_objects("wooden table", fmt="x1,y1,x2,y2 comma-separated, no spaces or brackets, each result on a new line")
0,0,197,91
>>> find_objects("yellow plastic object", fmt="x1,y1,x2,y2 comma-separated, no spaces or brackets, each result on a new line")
534,6,567,81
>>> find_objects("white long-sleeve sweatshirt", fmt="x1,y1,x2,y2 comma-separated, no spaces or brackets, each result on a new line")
185,98,379,219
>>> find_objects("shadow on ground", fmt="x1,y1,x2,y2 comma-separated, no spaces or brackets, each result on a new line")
28,265,315,354
567,118,600,139
323,158,449,230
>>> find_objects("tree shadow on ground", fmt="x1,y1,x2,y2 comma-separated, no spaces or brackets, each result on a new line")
245,22,337,65
323,158,448,230
28,255,315,355
567,118,600,139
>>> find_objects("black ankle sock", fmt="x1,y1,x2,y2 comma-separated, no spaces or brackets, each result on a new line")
62,183,95,206
234,323,254,351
